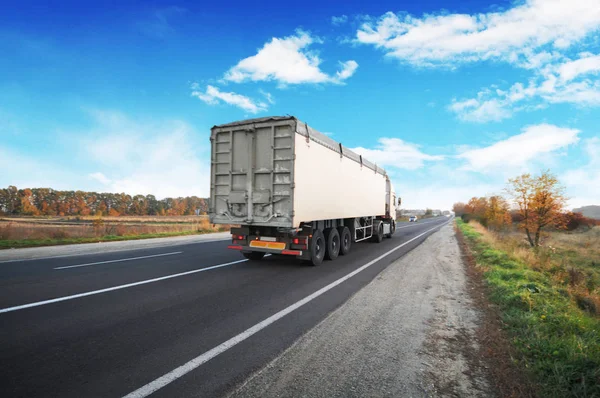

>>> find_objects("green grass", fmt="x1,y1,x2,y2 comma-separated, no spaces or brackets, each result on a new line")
0,230,221,249
457,219,600,397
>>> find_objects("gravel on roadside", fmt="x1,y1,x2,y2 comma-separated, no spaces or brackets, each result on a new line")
229,223,492,398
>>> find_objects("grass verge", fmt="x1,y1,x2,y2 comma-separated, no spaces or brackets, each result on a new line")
456,219,600,397
0,229,222,249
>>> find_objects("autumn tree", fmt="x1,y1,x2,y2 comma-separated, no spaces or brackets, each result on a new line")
461,196,488,224
0,186,20,214
506,171,566,247
96,201,107,216
452,202,467,216
485,195,511,231
19,189,40,216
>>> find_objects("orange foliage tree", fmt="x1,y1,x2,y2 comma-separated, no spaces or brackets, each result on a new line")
20,189,40,216
452,202,467,216
505,171,566,247
0,186,209,217
456,196,510,230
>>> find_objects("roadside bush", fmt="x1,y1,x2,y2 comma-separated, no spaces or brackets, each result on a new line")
461,213,475,223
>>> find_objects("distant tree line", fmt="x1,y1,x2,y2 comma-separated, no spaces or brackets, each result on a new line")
0,186,209,217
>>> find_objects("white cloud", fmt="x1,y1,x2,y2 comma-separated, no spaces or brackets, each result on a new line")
543,79,600,104
558,53,600,81
336,60,358,80
191,85,267,113
332,15,348,26
457,124,580,172
89,172,111,185
1,110,211,199
259,89,275,104
82,110,210,198
450,53,600,121
357,1,600,122
223,30,358,85
449,97,512,123
355,1,600,68
395,181,499,211
561,137,600,208
351,138,444,170
0,146,80,190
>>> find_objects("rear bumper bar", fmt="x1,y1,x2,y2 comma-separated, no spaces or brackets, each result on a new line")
228,245,302,256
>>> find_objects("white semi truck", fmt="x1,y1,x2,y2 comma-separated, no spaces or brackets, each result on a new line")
209,116,400,266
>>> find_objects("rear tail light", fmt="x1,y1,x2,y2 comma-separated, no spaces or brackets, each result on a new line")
291,236,308,250
232,234,246,244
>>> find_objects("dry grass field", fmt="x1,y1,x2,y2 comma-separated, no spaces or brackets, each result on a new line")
457,220,600,397
469,222,600,315
0,216,233,248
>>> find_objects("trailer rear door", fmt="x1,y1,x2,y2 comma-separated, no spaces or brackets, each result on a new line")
210,120,295,228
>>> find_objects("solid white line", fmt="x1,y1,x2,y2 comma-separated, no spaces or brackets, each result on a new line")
0,258,249,314
122,220,450,398
54,251,183,270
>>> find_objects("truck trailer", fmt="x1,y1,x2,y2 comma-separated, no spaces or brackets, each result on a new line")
209,116,400,266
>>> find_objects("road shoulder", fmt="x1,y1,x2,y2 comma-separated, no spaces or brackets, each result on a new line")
229,223,492,398
0,232,230,262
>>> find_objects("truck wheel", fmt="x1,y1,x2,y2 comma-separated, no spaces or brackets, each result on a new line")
338,226,351,255
371,221,383,243
309,230,326,266
324,228,340,261
385,220,395,238
242,251,265,261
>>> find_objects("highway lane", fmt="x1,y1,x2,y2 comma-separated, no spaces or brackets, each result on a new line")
0,217,450,397
0,240,239,309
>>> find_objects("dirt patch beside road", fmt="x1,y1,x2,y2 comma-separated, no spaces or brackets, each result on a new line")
229,223,494,398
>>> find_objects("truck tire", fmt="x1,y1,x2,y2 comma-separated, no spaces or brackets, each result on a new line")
371,221,383,243
309,230,326,266
385,220,395,238
242,251,265,261
324,228,340,261
338,226,351,255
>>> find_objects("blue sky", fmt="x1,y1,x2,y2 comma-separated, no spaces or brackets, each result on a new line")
1,0,599,209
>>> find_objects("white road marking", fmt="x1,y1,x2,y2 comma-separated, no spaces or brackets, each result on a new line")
122,220,450,398
0,220,443,265
395,218,442,229
0,258,249,314
54,252,183,270
0,237,230,264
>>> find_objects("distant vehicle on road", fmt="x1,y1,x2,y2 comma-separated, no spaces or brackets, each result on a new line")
409,216,418,222
209,116,401,266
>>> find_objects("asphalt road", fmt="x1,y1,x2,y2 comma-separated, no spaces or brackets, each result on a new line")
0,217,450,398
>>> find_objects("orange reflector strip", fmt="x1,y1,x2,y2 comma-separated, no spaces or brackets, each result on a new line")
249,241,285,250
